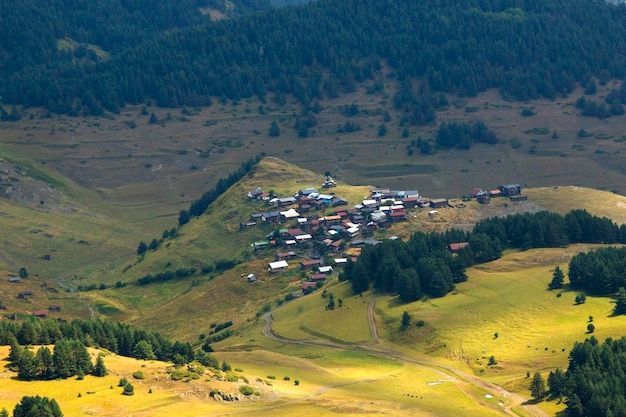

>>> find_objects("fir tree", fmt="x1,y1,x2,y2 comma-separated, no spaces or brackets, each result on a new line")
614,287,626,315
530,372,546,400
549,266,565,289
93,355,108,377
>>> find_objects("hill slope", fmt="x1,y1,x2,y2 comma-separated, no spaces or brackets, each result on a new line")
74,158,626,341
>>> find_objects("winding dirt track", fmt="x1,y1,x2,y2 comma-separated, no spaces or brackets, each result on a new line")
263,295,549,417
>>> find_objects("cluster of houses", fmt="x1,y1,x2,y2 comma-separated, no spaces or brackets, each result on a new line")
244,185,430,295
469,184,526,204
268,255,340,296
8,277,62,318
243,181,525,297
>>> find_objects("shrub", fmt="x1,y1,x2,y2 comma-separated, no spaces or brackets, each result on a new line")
169,368,189,381
239,385,254,396
118,377,128,387
123,383,134,396
283,376,290,381
266,375,276,380
132,371,145,380
225,373,239,382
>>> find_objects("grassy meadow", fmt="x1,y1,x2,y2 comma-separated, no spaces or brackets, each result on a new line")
0,345,510,417
271,280,373,344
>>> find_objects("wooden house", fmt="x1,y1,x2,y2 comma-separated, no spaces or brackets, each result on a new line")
430,198,449,209
499,184,522,196
33,310,47,318
300,259,322,270
268,260,289,273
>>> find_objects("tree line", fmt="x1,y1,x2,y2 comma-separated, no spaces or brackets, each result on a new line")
177,156,261,226
568,246,626,296
342,208,626,301
3,0,626,115
0,318,195,365
545,336,626,416
8,337,102,381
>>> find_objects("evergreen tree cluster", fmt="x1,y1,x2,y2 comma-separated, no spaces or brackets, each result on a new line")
436,120,498,149
0,318,194,365
12,395,63,417
549,336,626,416
343,208,626,302
340,229,481,300
574,82,626,119
568,247,626,295
474,209,626,251
11,338,94,381
3,0,626,114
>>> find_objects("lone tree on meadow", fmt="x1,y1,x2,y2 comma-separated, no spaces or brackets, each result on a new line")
401,311,412,330
530,372,546,400
548,266,565,290
268,120,281,137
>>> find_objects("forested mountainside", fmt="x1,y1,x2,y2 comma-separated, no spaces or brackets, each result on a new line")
205,0,310,16
1,0,626,116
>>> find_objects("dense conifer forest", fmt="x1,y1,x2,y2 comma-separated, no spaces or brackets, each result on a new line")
0,318,196,365
568,246,626,295
341,209,626,301
3,0,626,116
548,336,626,416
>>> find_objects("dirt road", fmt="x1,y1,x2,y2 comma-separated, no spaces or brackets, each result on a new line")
263,295,549,417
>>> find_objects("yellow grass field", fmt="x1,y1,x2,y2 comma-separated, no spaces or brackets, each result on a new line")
0,344,510,417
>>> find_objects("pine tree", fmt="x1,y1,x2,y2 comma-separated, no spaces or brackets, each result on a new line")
530,372,546,400
122,382,134,396
547,368,565,398
549,266,565,289
401,311,411,330
17,347,36,380
93,355,108,377
53,339,75,378
34,346,55,380
614,287,626,315
8,336,22,368
268,120,281,137
137,241,148,256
